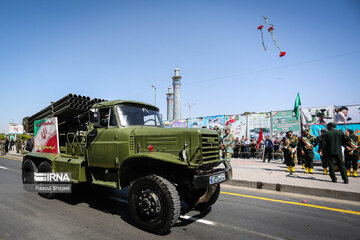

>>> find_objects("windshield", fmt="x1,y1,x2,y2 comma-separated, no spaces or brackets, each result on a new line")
116,104,164,127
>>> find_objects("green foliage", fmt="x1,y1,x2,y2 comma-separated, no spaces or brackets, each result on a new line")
18,134,31,140
0,133,4,140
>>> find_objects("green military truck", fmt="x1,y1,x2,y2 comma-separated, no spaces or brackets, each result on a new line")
22,94,232,234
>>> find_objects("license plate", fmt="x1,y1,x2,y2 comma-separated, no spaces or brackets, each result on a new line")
209,173,226,184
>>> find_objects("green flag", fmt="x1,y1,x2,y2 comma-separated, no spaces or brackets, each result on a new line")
293,93,301,119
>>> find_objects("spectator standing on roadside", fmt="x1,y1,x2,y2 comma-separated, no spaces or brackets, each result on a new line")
244,137,250,159
320,122,348,183
26,136,34,152
234,137,240,158
264,135,273,162
5,137,9,153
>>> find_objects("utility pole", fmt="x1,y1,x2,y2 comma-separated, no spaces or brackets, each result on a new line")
151,85,157,107
185,103,196,118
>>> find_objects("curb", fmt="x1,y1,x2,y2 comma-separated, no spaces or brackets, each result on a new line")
224,179,360,202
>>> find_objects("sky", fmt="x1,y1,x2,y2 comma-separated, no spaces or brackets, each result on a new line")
0,0,359,133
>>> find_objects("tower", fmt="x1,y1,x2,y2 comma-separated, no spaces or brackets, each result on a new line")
172,68,182,120
166,86,174,120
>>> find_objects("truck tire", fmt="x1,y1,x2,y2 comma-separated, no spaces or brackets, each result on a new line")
182,184,220,210
128,175,181,234
37,161,57,199
22,159,37,184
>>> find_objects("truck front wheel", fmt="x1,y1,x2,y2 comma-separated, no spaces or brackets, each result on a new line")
22,159,37,184
128,175,181,235
182,184,220,210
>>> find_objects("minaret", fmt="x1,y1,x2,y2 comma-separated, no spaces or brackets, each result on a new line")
166,86,174,120
172,68,182,120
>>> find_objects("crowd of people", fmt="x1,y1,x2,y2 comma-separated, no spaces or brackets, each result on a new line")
220,123,359,184
0,136,34,155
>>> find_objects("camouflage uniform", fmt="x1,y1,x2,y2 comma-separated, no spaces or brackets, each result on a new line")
222,128,235,159
16,137,22,153
0,139,5,155
249,138,257,158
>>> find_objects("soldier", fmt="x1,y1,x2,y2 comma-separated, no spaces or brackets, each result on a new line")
16,136,22,154
0,138,5,155
320,122,348,183
222,126,235,160
314,129,328,175
273,137,281,160
283,131,298,173
344,129,359,177
299,129,316,174
240,136,245,158
249,137,257,158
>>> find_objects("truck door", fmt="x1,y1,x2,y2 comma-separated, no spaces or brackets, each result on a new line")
87,107,119,174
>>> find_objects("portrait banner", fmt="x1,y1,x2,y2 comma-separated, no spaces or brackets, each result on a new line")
247,113,271,139
272,110,300,138
188,117,205,128
225,115,247,139
171,119,187,128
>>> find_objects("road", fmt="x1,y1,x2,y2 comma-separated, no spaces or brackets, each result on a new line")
1,155,360,240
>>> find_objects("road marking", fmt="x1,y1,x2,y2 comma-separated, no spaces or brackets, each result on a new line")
180,215,285,240
221,191,360,216
180,215,216,226
0,156,22,161
0,166,8,169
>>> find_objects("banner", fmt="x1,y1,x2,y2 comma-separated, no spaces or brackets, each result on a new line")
34,117,60,153
188,117,205,128
225,115,247,139
247,113,271,139
335,105,360,124
310,123,360,161
302,106,334,125
171,119,187,128
8,124,24,134
204,115,225,136
272,110,300,138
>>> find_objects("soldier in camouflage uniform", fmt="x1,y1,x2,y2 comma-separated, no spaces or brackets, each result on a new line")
0,138,5,155
299,129,316,174
249,137,257,158
16,137,22,154
284,131,298,173
222,126,235,160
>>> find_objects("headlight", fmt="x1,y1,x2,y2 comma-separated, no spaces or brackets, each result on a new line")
181,149,187,161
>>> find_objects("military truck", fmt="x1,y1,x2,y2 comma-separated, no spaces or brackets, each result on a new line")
22,94,232,234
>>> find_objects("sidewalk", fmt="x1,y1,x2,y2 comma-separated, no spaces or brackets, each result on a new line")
226,157,360,201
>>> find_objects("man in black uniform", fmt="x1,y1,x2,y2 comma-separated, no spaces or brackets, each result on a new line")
314,129,328,175
297,135,304,169
344,129,359,177
284,131,298,173
320,122,349,183
299,129,316,174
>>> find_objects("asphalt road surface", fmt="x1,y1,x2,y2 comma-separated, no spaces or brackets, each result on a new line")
1,155,360,240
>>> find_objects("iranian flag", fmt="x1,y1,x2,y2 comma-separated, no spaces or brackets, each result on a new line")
34,117,60,153
257,129,263,149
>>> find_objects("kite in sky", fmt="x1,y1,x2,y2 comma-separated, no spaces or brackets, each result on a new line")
257,16,286,57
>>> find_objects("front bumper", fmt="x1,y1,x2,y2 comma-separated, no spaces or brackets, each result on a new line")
193,160,232,189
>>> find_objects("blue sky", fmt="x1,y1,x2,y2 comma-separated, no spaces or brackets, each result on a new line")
0,0,359,133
